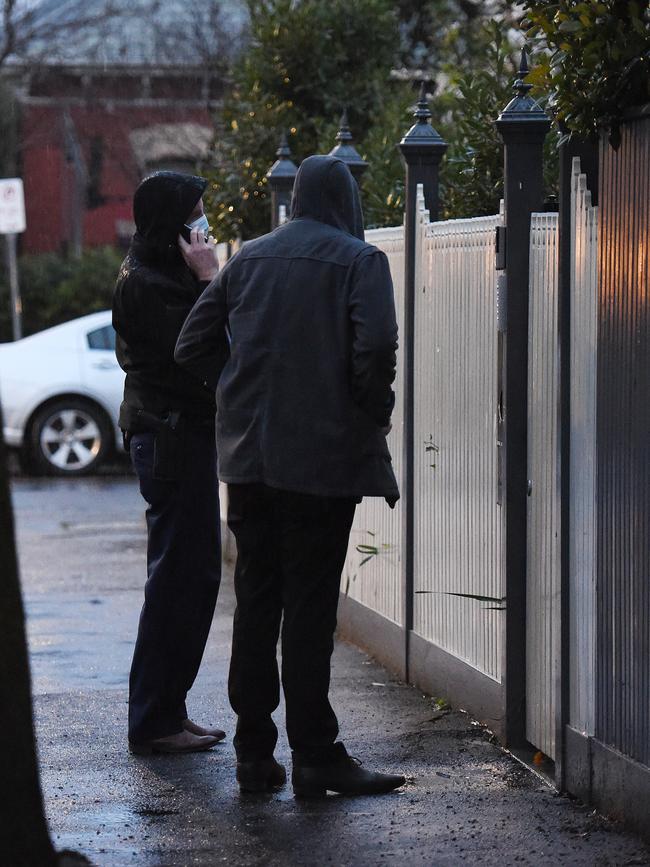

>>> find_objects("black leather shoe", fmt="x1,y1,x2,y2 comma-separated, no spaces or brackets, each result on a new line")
292,742,405,798
236,757,287,793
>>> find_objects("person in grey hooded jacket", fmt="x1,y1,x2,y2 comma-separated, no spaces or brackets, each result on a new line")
175,155,404,797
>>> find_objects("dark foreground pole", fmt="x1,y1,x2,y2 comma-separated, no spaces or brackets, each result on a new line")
0,405,58,866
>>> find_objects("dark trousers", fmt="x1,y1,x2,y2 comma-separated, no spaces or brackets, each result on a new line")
227,483,356,761
128,428,221,744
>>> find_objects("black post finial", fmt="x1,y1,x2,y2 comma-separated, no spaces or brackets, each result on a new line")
512,45,533,101
276,130,292,158
398,81,448,221
414,82,432,124
519,45,529,76
267,130,298,180
400,82,444,145
497,44,549,124
335,108,352,144
329,108,368,183
267,130,298,230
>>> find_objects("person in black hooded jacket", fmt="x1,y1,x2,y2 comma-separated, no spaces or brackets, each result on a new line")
113,171,228,755
175,156,405,796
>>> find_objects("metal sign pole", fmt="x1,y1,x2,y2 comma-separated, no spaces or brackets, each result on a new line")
6,233,22,341
0,178,26,341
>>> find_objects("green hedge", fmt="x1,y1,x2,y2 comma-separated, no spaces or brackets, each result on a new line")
0,246,124,342
521,1,650,142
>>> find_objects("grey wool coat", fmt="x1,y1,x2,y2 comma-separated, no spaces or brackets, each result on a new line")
175,155,399,505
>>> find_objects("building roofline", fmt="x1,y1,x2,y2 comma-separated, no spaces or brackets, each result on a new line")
3,62,226,77
17,96,221,109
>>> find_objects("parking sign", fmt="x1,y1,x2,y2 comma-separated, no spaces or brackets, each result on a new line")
0,178,26,234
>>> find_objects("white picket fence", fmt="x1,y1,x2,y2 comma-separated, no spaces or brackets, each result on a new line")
343,164,597,762
345,196,505,683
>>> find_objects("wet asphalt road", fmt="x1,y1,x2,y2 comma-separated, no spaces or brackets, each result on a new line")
11,476,650,867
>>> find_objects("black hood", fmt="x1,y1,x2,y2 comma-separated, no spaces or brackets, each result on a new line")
132,171,208,253
290,155,364,240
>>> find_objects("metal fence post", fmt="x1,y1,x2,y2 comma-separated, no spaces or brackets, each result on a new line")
399,84,448,679
328,109,368,186
495,48,550,747
400,85,447,221
266,132,298,230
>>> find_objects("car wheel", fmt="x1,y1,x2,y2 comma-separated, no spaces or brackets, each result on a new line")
29,399,111,476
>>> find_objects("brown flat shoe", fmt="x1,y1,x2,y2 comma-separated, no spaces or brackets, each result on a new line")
183,718,226,741
129,729,220,756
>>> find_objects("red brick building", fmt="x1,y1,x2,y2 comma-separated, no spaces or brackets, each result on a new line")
11,65,222,254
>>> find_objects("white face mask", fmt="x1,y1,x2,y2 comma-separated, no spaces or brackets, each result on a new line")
184,214,210,239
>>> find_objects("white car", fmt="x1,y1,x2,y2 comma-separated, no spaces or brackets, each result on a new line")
0,311,124,475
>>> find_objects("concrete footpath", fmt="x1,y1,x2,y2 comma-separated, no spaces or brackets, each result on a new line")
12,476,650,867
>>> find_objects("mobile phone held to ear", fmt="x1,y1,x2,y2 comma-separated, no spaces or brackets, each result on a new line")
180,215,211,243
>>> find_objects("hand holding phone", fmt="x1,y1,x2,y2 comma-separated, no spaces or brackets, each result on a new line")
178,225,219,282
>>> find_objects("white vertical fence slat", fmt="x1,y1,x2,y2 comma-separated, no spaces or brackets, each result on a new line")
526,212,560,759
412,203,505,682
342,225,405,625
568,157,598,735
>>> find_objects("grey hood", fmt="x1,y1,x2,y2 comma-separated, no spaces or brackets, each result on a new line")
290,155,364,240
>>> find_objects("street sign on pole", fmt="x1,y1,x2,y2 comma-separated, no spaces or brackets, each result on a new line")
0,179,26,234
0,178,26,341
